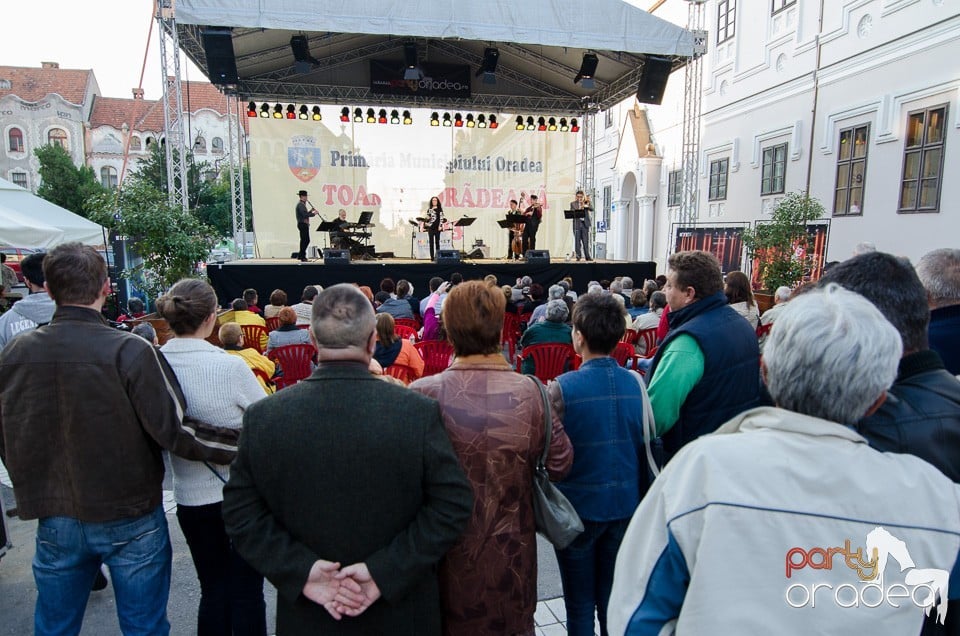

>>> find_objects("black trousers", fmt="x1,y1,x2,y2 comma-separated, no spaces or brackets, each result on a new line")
428,229,441,259
297,223,310,259
522,222,538,254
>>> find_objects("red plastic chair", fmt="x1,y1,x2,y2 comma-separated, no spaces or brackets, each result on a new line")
384,362,416,385
515,343,577,383
240,324,269,354
501,312,522,363
612,342,636,367
621,328,639,345
756,322,773,339
414,340,454,377
636,327,659,359
394,324,418,342
268,344,316,389
265,316,281,333
394,318,421,331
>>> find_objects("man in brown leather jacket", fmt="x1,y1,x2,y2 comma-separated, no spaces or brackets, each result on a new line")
0,242,238,635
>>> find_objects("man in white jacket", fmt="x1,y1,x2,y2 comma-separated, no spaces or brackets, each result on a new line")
608,284,960,635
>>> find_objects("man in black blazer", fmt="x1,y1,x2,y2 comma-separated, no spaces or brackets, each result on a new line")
223,284,472,635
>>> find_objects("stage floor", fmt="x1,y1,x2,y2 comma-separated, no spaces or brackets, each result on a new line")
206,256,657,306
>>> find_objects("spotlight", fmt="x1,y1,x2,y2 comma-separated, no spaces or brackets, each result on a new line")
537,117,547,131
570,118,580,132
340,107,350,122
475,47,499,84
477,115,486,128
366,108,376,124
516,116,525,131
246,101,257,117
526,116,535,131
548,117,557,131
430,112,440,127
559,117,569,132
354,108,363,122
290,35,318,74
442,113,452,127
273,103,284,119
390,109,400,124
466,114,475,128
259,103,270,118
378,108,388,124
312,106,322,121
297,105,308,120
454,113,464,127
574,53,599,89
402,110,413,125
404,42,420,80
489,115,498,129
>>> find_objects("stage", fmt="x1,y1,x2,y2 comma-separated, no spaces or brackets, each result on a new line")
206,257,657,306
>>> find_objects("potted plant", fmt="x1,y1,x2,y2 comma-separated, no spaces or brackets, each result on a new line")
741,192,825,310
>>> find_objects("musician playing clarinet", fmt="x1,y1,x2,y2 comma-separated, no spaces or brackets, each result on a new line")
426,195,446,259
295,189,318,262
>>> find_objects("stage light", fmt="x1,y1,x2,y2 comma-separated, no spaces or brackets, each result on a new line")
430,112,440,126
246,101,257,117
354,108,363,122
273,103,284,119
378,108,388,124
442,113,452,127
477,115,486,128
290,35,318,74
516,116,525,131
548,117,557,131
466,114,475,128
366,108,376,123
526,116,535,131
570,118,580,132
259,103,270,118
537,117,547,131
402,110,413,125
574,53,599,89
559,117,569,132
404,42,420,80
298,105,308,120
286,104,297,119
390,109,400,124
453,113,463,127
341,107,350,122
312,106,322,121
489,115,498,129
475,47,499,84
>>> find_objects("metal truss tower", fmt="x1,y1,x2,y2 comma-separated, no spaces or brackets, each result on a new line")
679,1,707,229
225,93,248,255
157,0,189,212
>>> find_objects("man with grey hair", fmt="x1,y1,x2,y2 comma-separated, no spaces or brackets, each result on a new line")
916,247,960,375
223,283,472,633
757,285,792,351
530,284,566,324
608,284,960,635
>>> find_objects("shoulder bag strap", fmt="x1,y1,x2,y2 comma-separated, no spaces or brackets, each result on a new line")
530,376,551,470
632,371,661,478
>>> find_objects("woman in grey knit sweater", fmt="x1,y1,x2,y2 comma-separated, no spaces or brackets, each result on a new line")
157,279,267,636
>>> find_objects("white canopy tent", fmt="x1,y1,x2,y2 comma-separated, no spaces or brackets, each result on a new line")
0,178,105,248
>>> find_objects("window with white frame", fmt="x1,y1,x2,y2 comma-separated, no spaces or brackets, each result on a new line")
8,127,24,153
761,143,787,196
212,137,224,153
602,185,612,230
100,166,118,189
11,172,27,188
772,0,795,14
717,0,736,44
605,109,613,129
899,104,947,213
129,136,142,151
709,158,729,201
48,128,68,150
667,170,682,207
833,124,868,216
193,135,206,153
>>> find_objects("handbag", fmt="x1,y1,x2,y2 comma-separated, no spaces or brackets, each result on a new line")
529,376,584,549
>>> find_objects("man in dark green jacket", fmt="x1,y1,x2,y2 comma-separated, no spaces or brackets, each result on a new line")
223,283,472,635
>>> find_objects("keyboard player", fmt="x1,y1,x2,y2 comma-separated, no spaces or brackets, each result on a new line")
329,209,350,248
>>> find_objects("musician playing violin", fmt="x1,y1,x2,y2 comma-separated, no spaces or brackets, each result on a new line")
521,194,543,256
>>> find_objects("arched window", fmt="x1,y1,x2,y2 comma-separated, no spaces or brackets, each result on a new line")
129,136,142,151
193,135,206,153
100,166,118,189
48,128,68,150
211,137,224,153
145,136,154,148
8,128,24,153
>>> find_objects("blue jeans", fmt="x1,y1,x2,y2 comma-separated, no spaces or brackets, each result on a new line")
555,518,631,636
33,505,171,636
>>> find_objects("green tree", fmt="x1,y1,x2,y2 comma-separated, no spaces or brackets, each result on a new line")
741,192,826,291
34,144,105,218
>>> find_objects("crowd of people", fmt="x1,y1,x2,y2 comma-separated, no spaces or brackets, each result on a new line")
1,241,960,635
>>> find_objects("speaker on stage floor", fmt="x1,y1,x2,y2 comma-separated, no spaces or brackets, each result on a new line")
436,249,461,264
526,249,550,265
322,248,351,264
201,28,239,86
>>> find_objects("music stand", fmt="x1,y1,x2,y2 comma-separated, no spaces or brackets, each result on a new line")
454,217,476,253
563,209,588,220
357,211,374,226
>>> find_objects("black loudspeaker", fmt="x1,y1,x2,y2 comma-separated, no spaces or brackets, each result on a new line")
322,248,351,264
526,250,550,265
637,56,672,105
201,28,239,85
436,249,461,264
466,248,485,259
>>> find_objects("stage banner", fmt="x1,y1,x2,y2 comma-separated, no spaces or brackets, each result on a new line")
370,61,471,98
247,109,577,260
674,225,747,275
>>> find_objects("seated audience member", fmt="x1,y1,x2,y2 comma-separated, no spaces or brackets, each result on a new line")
219,322,276,395
610,279,630,308
117,297,147,322
373,291,390,309
655,274,667,289
557,280,576,316
290,285,319,325
396,279,420,323
131,322,159,346
530,284,566,324
627,290,648,319
518,300,573,375
587,283,604,296
502,285,521,315
243,288,262,315
483,274,499,287
611,294,632,330
376,288,415,320
263,289,287,319
608,284,960,636
621,276,635,298
916,248,960,375
643,279,659,300
421,282,450,341
357,286,375,306
512,276,533,303
758,285,792,351
563,277,578,302
647,251,760,461
421,277,445,315
631,291,667,356
265,307,313,356
379,277,396,297
0,252,54,350
231,298,268,350
724,270,759,329
372,313,424,380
